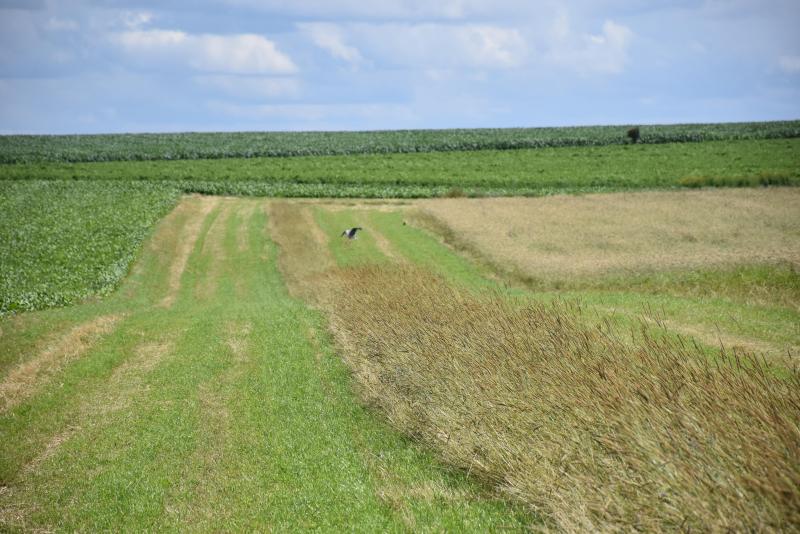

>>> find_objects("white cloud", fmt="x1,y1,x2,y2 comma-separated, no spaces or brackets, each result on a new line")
195,75,300,99
299,23,364,64
120,11,154,30
115,30,297,74
547,17,633,74
221,0,532,20
327,23,526,69
778,55,800,74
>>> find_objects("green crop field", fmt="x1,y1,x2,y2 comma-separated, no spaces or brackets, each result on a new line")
1,124,798,530
2,138,799,198
0,181,179,314
1,120,798,163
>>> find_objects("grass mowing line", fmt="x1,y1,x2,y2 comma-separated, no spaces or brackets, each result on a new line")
367,210,497,291
0,313,124,414
164,321,252,530
313,207,389,267
159,195,219,309
194,199,233,303
571,290,800,363
266,202,335,303
2,197,531,531
19,336,176,483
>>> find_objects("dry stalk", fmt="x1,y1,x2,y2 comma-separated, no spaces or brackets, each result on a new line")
321,264,800,532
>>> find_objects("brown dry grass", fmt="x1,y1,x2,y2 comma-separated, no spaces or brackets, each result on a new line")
19,337,174,483
159,196,219,308
370,225,402,261
266,202,334,302
419,188,800,278
96,339,174,415
321,264,800,532
0,314,123,414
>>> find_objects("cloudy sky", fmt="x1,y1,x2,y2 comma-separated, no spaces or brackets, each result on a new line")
1,0,798,134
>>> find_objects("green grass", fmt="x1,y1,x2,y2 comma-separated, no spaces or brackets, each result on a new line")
3,138,798,197
0,198,530,530
1,120,797,163
0,181,180,314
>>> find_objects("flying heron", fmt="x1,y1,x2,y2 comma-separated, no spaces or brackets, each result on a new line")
341,227,363,240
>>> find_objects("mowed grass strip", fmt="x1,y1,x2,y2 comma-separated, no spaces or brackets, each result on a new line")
0,197,529,531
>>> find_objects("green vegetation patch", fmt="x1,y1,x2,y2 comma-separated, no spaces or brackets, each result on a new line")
1,121,798,163
0,181,180,314
3,138,799,197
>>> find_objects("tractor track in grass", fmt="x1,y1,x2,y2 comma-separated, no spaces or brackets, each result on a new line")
0,196,529,532
159,195,219,309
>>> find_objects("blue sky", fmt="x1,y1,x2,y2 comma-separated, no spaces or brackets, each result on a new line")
1,0,798,134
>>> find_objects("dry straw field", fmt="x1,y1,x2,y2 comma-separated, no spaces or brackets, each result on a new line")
322,265,799,531
419,188,800,279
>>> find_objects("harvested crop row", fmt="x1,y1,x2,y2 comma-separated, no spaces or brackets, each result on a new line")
322,264,800,532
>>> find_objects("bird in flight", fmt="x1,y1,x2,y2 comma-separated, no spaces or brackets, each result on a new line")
341,227,363,240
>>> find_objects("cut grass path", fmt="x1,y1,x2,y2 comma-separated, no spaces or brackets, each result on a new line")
0,196,528,531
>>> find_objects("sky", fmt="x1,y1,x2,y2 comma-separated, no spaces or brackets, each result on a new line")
0,0,798,134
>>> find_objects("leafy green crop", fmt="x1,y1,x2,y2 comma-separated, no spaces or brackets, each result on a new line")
3,138,798,197
1,121,798,163
0,181,180,314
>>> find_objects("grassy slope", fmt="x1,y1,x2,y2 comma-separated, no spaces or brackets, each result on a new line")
0,197,528,531
1,138,798,197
